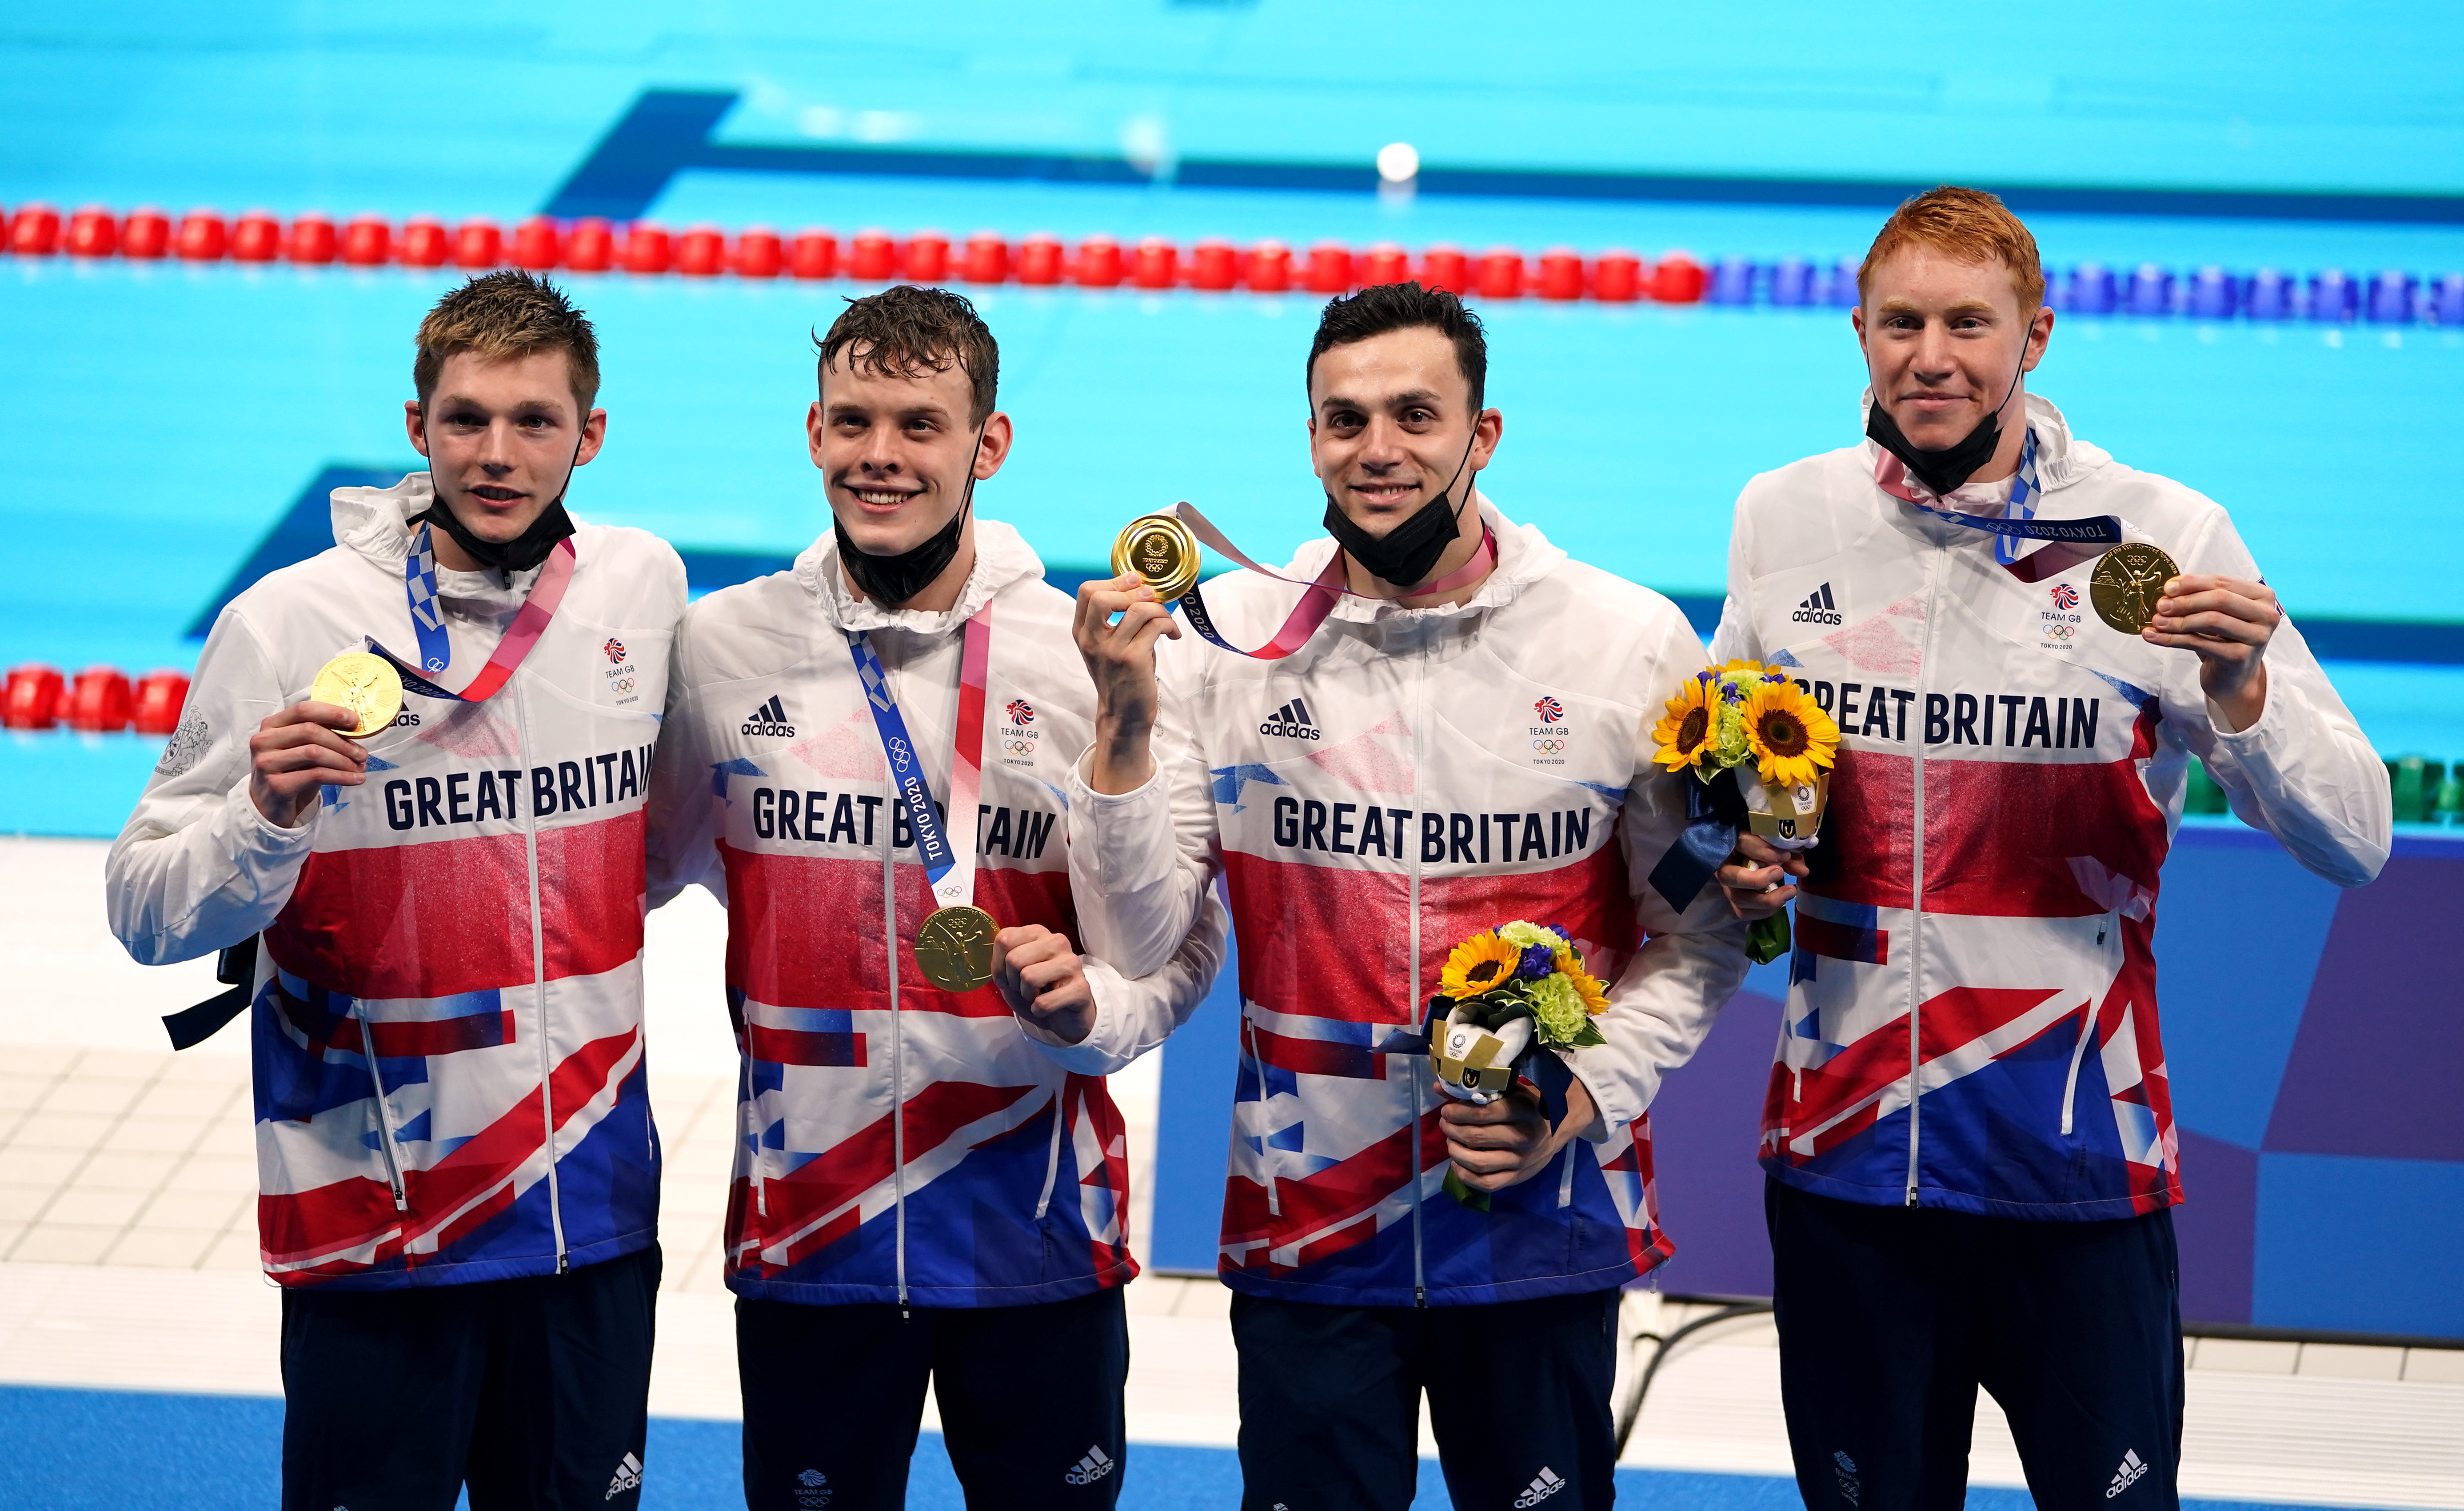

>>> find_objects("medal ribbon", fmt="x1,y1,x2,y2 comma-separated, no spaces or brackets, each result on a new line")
846,604,993,911
1873,430,2122,584
369,524,579,703
1165,500,1499,662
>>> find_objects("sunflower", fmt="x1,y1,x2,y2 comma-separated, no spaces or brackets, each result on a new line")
1651,675,1718,774
1440,931,1523,999
1555,949,1612,1015
1743,679,1839,791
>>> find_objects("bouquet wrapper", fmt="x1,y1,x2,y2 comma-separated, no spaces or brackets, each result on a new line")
1432,1006,1533,1105
1739,769,1828,847
1429,1003,1581,1212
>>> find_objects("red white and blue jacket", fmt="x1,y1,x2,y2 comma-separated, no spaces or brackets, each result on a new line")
1712,395,2389,1220
107,475,685,1287
645,521,1224,1308
1062,500,1750,1307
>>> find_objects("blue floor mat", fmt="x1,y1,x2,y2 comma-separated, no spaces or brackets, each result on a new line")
0,1385,2389,1511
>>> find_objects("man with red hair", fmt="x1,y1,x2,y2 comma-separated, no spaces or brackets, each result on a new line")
1711,187,2387,1508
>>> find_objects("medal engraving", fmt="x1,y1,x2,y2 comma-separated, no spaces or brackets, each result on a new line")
915,904,999,992
2089,543,2180,636
1111,515,1201,601
310,652,403,737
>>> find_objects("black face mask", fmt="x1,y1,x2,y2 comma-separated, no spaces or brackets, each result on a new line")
1322,428,1482,589
415,495,577,577
834,428,986,608
1865,359,2027,498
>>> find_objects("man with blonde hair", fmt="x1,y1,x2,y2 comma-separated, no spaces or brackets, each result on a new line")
109,270,685,1510
1710,188,2388,1507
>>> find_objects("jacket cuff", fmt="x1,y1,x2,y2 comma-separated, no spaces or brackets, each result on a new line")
228,775,322,858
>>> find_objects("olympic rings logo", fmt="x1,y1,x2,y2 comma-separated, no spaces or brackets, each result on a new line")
1003,738,1036,755
887,737,912,768
1531,738,1567,754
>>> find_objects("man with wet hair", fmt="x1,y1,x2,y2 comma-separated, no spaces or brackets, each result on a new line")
1713,187,2388,1509
1067,281,1749,1511
109,270,686,1510
647,284,1223,1511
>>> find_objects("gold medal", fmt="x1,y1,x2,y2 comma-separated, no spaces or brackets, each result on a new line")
2089,543,2181,636
915,904,999,992
1112,513,1201,602
309,652,403,737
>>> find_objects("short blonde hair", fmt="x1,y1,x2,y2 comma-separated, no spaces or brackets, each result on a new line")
1858,186,2047,315
413,270,601,416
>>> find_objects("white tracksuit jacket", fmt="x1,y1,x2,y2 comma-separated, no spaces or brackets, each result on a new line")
1061,498,1751,1307
107,474,686,1286
645,520,1226,1307
1713,393,2389,1220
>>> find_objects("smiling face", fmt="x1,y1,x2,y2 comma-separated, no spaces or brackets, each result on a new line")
809,344,1010,557
404,348,604,544
1306,324,1499,537
1853,245,2053,459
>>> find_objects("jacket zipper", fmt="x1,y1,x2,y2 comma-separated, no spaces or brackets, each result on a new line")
514,678,567,1270
1905,546,1946,1207
1408,626,1428,1307
356,1000,408,1211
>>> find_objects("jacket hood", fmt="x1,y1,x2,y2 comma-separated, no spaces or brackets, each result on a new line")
1856,390,2103,497
793,516,1047,634
1283,494,1567,626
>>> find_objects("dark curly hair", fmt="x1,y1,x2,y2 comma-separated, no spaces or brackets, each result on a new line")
815,284,999,424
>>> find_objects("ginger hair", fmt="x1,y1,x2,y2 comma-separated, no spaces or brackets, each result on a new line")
1858,186,2048,314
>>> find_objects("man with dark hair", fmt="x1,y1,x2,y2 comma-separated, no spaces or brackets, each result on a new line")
108,269,686,1510
1066,281,1749,1510
646,284,1223,1510
1712,187,2387,1509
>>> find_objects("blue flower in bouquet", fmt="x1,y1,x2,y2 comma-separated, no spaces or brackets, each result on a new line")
1514,942,1556,980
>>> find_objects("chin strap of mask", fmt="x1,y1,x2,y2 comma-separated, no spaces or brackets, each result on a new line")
1863,356,2029,500
1321,425,1484,588
836,425,988,608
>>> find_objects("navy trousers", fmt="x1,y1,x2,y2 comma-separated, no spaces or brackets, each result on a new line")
736,1285,1130,1511
1230,1287,1620,1511
278,1242,660,1511
1768,1178,2184,1510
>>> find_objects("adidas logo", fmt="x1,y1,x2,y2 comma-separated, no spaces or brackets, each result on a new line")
604,1450,643,1499
1258,697,1322,741
2105,1448,2149,1498
1513,1466,1567,1507
741,695,796,738
1833,1449,1861,1506
1063,1445,1116,1486
1790,582,1844,625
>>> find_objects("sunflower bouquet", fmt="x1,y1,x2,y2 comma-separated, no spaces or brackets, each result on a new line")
1648,661,1842,963
1428,921,1609,1209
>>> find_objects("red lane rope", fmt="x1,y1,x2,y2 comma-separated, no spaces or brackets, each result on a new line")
0,202,1708,303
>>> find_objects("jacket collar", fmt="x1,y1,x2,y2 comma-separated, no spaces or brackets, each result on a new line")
794,516,1046,634
1283,494,1567,626
1856,389,2094,497
328,470,554,608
